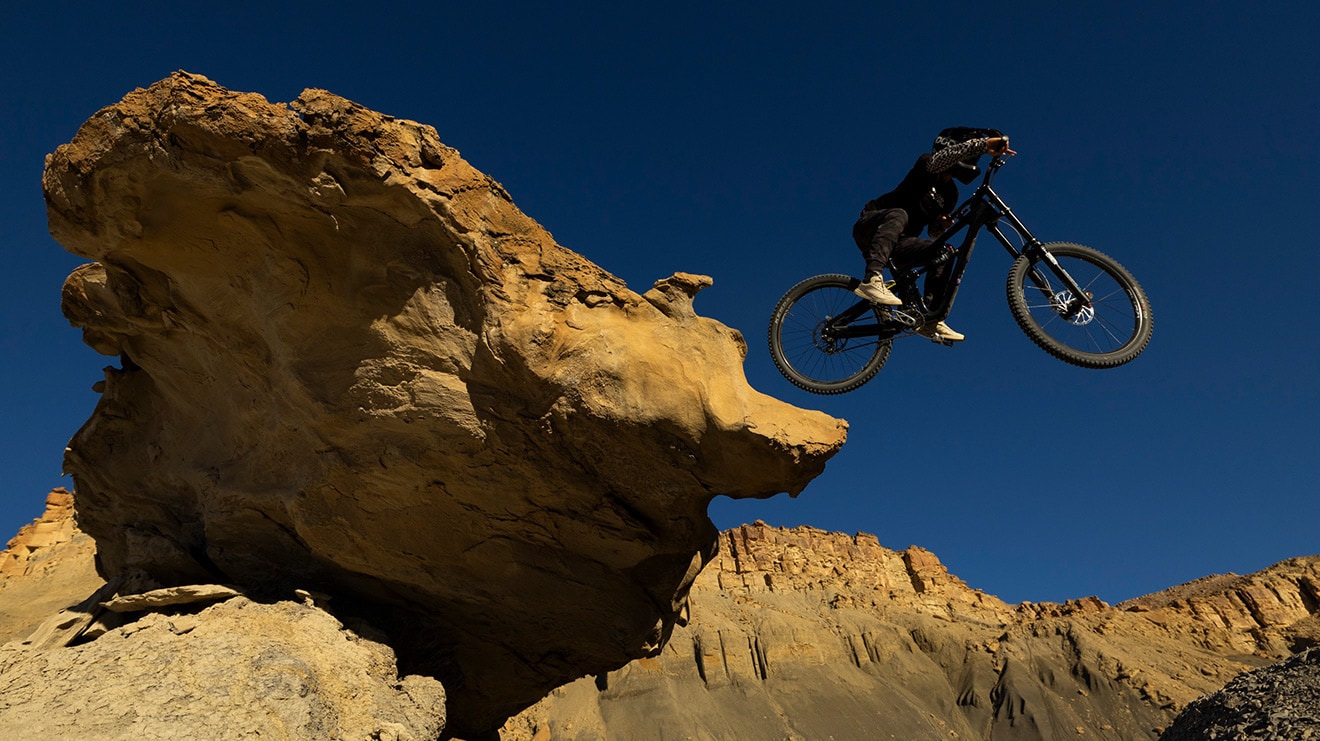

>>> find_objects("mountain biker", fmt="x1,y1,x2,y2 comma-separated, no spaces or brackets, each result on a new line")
852,127,1015,342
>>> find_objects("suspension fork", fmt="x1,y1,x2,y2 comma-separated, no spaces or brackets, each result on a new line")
982,190,1094,318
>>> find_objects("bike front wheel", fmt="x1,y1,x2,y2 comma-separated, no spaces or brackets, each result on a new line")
1007,242,1153,369
768,274,892,394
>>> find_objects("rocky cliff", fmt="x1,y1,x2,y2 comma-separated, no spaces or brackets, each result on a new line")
505,522,1320,740
38,72,847,736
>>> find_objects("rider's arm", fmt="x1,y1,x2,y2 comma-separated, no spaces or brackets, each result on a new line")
925,135,1013,173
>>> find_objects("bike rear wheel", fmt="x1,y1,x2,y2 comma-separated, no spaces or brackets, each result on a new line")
768,274,892,394
1007,242,1153,369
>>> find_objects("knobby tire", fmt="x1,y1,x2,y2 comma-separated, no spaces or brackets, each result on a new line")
1006,242,1153,369
768,274,892,394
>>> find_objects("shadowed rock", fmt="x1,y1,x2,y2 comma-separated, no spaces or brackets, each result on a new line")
43,71,847,735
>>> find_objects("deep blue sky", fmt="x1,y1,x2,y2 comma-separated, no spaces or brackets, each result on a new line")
3,2,1316,604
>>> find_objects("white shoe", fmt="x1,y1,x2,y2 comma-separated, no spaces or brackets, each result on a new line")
916,320,965,342
853,276,902,306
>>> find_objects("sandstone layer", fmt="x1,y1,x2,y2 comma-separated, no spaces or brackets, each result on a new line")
0,488,102,644
43,72,847,735
506,522,1320,740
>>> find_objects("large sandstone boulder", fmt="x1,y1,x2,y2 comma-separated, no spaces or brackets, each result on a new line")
43,72,847,735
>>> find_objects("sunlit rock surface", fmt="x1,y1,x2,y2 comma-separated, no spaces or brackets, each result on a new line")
505,522,1320,741
0,489,102,644
43,71,847,735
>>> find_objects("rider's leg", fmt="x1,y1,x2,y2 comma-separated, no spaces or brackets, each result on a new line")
889,235,936,267
889,236,937,305
852,209,907,305
891,238,965,342
853,208,908,280
923,263,951,306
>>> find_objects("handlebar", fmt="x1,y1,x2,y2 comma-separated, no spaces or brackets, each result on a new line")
982,154,1012,186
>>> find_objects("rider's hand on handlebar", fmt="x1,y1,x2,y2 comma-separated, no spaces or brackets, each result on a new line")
988,136,1016,157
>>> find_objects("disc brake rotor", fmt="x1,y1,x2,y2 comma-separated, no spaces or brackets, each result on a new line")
814,320,845,353
1051,290,1095,326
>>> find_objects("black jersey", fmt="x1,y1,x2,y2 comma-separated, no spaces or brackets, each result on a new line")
859,137,990,237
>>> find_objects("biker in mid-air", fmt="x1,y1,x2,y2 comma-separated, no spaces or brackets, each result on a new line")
770,129,1151,394
852,127,1015,343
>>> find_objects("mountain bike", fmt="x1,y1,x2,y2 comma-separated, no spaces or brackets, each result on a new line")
768,155,1153,394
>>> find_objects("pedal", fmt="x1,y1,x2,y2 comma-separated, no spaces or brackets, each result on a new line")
884,307,924,329
912,331,955,347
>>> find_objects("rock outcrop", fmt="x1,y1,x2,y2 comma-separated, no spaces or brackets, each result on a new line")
0,489,103,644
42,72,847,735
0,488,84,583
506,522,1320,740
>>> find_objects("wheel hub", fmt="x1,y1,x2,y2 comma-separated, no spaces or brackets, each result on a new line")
1051,290,1095,326
814,320,846,353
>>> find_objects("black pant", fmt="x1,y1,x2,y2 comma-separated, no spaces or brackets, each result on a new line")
852,208,949,299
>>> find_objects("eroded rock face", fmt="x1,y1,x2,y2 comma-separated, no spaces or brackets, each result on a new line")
44,72,847,734
1,489,83,581
506,523,1320,741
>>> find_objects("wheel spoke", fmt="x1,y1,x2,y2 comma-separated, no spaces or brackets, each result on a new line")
769,275,892,393
1007,243,1153,369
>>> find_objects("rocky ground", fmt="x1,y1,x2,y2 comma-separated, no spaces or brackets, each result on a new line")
1160,647,1320,740
0,597,446,740
1,492,445,739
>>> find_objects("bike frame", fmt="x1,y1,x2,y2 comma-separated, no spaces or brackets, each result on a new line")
830,156,1094,341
